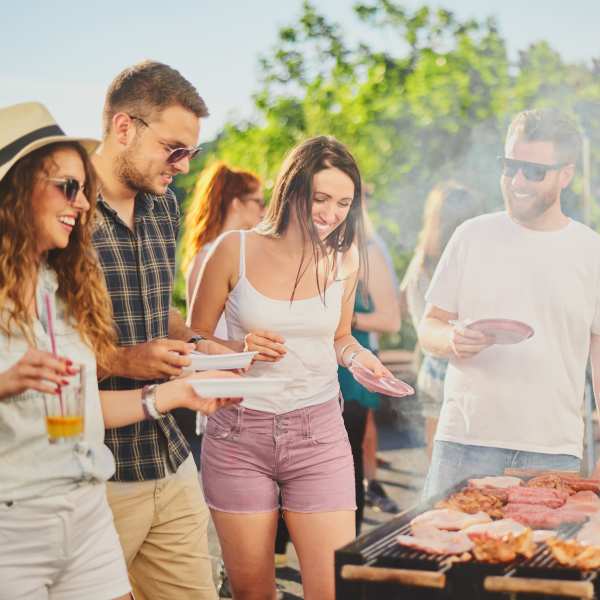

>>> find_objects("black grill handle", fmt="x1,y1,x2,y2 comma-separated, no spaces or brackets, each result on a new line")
484,575,594,598
340,565,446,589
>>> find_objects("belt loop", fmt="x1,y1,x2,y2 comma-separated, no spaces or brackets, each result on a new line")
303,407,311,440
235,406,243,434
339,391,345,413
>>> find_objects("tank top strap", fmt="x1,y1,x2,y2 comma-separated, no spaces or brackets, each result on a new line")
238,230,247,277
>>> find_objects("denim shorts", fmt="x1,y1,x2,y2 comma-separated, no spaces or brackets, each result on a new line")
422,440,581,500
201,397,356,513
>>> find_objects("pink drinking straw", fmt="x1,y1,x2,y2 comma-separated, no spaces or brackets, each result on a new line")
43,291,64,416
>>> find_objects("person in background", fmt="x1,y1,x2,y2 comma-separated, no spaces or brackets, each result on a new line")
419,108,600,498
0,101,239,600
182,160,265,313
400,182,481,458
91,61,232,600
190,136,392,600
339,199,401,531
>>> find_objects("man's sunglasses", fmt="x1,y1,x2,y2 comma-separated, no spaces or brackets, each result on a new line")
497,156,568,182
129,115,201,164
47,177,87,203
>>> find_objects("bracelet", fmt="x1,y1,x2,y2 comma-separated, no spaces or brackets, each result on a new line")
141,384,163,420
338,342,360,367
351,313,358,329
346,349,363,368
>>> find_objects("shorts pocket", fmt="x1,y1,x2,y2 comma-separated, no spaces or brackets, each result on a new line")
205,414,235,440
310,419,349,445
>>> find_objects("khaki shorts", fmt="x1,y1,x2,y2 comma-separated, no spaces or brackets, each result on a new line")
107,455,217,600
0,483,130,600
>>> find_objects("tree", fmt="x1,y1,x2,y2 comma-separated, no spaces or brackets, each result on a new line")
175,1,600,349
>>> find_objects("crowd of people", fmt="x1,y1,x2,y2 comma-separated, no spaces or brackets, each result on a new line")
1,57,599,600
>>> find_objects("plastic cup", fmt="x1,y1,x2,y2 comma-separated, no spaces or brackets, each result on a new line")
44,364,85,443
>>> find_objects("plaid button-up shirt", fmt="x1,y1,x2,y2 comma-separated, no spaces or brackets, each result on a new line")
93,189,190,481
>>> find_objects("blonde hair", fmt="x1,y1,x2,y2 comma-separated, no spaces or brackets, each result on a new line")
0,142,117,372
415,181,480,275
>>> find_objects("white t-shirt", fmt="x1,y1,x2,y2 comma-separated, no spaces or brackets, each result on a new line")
426,211,600,458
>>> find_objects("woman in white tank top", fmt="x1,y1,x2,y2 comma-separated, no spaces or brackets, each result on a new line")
189,136,391,600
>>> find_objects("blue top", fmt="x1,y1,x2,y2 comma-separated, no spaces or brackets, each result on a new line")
338,283,380,409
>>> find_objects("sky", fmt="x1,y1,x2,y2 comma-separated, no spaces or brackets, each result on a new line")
1,0,599,143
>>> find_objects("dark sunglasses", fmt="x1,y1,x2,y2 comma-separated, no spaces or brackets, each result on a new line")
129,115,201,164
47,177,86,203
497,156,567,182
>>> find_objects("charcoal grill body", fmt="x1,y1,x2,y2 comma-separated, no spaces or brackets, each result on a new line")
335,477,600,599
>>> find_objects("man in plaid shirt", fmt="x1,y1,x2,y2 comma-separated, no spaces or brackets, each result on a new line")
92,61,228,600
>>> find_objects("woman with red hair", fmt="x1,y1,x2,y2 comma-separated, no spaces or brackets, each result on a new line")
181,161,264,321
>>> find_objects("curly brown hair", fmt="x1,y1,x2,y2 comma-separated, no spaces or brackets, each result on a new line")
0,142,117,371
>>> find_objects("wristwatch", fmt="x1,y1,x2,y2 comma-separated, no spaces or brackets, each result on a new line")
187,334,205,345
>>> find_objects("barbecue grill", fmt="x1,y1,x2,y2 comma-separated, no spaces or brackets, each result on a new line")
335,478,600,599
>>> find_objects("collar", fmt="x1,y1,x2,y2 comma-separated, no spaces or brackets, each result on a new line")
96,192,156,220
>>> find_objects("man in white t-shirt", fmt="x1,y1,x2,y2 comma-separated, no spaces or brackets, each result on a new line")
419,108,600,498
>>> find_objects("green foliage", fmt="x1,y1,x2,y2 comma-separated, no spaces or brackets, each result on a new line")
174,0,600,349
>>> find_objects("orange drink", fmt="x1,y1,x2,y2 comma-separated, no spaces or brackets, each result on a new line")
44,364,85,443
46,415,84,440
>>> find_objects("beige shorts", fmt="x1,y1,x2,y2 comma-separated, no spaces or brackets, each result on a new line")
0,483,130,600
107,455,217,600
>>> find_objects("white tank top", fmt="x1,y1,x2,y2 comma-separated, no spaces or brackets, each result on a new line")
225,230,343,413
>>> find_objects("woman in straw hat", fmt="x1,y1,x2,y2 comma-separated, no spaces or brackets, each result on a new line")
0,102,241,600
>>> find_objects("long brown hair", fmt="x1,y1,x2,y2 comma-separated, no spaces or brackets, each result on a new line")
258,135,367,302
181,161,261,273
0,142,117,371
415,181,480,276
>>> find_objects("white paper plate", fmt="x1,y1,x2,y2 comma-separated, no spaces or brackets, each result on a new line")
189,376,292,397
183,351,258,373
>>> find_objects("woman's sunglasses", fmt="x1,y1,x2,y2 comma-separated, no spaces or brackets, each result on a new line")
129,115,201,164
497,156,567,182
47,177,87,203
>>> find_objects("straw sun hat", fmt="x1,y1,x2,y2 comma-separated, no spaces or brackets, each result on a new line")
0,101,99,185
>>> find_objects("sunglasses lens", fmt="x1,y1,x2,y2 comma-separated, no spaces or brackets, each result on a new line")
65,179,81,202
501,160,518,178
501,159,548,182
167,147,200,164
167,149,185,164
522,165,546,182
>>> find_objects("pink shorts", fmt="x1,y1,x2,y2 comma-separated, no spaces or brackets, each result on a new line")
201,397,356,513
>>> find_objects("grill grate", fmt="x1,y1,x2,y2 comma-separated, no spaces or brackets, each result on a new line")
336,477,600,599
